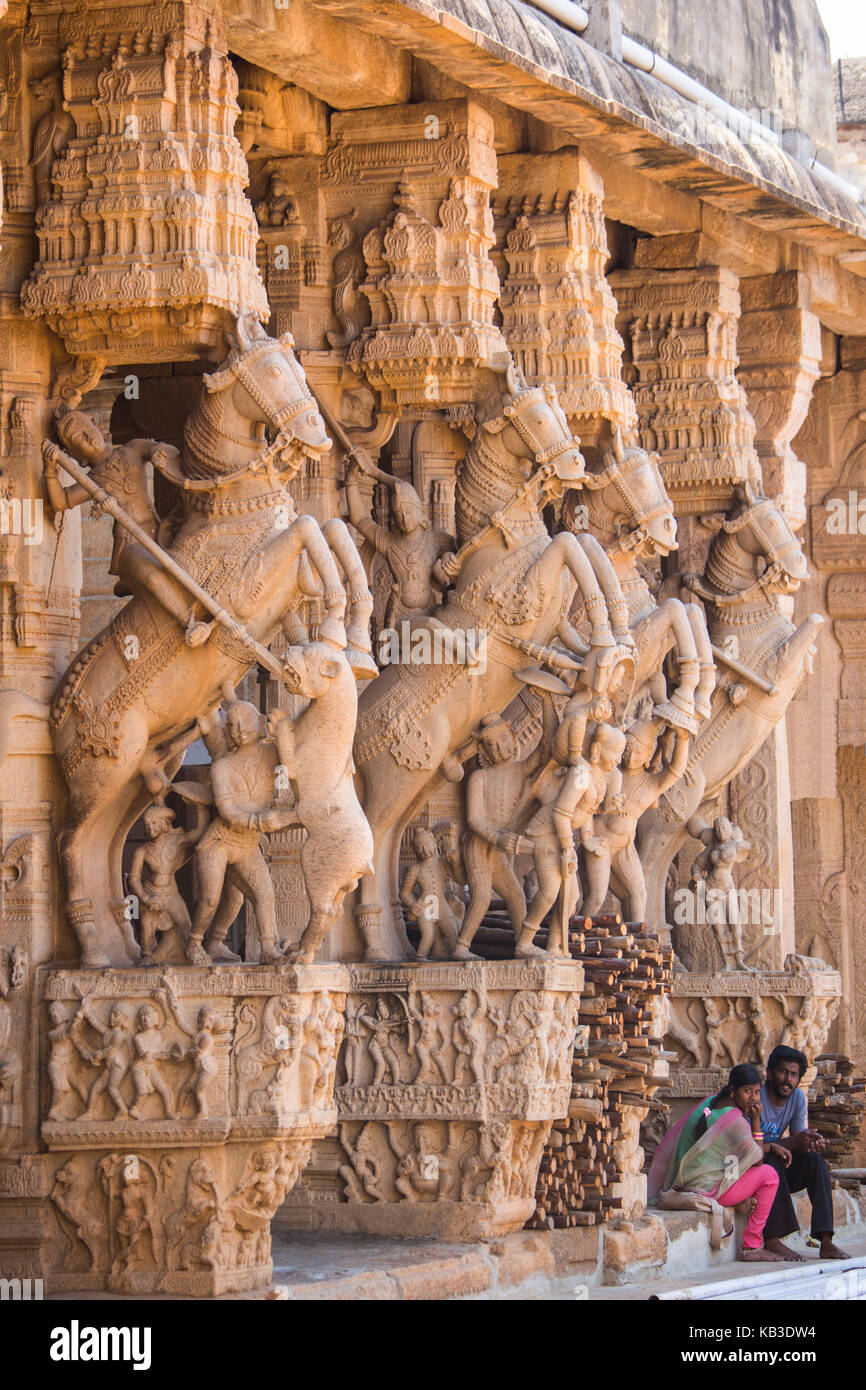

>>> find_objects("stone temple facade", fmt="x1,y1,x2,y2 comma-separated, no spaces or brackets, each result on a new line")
0,0,865,1295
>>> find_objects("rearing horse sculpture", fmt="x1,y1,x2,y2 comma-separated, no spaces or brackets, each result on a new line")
561,434,716,734
637,482,823,934
50,314,373,968
352,364,636,962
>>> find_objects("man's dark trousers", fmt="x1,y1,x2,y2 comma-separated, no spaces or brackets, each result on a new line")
762,1150,835,1241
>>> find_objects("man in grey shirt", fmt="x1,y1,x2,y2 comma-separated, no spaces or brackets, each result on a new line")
760,1045,849,1261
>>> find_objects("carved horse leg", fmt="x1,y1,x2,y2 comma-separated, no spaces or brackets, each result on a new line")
572,533,632,643
321,517,376,675
261,514,348,644
528,533,616,648
632,598,702,734
59,718,151,966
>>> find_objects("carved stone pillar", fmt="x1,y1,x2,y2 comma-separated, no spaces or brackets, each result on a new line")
737,272,822,530
795,345,866,1074
494,150,637,451
609,260,762,514
38,964,346,1294
279,959,583,1240
20,0,267,363
664,966,843,1112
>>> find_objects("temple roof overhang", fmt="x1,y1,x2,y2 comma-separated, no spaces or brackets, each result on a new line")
226,0,866,264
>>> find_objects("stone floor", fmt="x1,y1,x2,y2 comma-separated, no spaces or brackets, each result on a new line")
45,1183,866,1300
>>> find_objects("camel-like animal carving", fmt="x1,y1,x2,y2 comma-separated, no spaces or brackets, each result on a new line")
47,314,374,967
352,364,637,962
638,482,823,930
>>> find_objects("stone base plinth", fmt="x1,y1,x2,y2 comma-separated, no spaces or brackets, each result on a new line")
26,962,347,1295
663,965,842,1103
278,958,583,1240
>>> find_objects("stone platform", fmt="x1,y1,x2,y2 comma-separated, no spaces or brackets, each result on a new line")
39,1180,866,1299
266,1179,866,1300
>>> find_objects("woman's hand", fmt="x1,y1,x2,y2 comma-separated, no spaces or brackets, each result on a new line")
742,1099,761,1130
768,1142,792,1168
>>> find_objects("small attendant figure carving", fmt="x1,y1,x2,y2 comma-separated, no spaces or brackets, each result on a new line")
452,991,487,1087
254,172,301,227
267,640,374,964
187,701,295,966
357,997,405,1086
128,800,209,962
161,980,228,1120
399,826,462,960
394,1123,455,1201
299,995,343,1109
0,945,26,999
344,459,454,624
688,815,753,971
129,996,178,1120
78,999,133,1119
581,716,690,921
454,695,558,960
521,719,627,956
434,821,467,922
46,996,90,1120
338,1123,388,1202
408,991,449,1084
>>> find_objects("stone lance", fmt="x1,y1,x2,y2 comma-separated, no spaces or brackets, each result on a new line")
46,450,306,689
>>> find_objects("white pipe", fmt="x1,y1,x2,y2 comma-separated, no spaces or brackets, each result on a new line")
621,33,780,146
526,0,863,204
527,0,589,33
805,153,864,203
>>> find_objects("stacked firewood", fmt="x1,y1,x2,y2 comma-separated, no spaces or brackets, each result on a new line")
526,914,673,1230
808,1054,866,1173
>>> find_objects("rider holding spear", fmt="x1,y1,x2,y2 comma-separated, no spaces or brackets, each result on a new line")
43,409,215,648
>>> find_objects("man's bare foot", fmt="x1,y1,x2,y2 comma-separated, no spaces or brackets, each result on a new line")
818,1238,851,1260
763,1238,806,1262
741,1248,787,1262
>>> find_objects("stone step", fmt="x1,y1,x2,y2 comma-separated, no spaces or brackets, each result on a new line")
654,1253,866,1301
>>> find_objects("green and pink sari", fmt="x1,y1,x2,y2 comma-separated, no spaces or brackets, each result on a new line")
648,1096,763,1201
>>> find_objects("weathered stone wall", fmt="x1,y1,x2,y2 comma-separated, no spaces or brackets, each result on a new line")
622,0,837,150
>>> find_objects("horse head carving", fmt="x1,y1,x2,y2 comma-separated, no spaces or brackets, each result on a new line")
184,313,331,483
576,430,677,558
457,360,585,542
700,482,809,599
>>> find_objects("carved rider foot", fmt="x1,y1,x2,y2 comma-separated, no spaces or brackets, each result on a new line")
261,944,287,964
515,930,549,959
204,936,241,963
452,942,483,961
653,697,699,737
185,940,211,966
185,617,214,648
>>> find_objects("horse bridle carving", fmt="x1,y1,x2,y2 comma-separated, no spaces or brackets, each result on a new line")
179,330,327,490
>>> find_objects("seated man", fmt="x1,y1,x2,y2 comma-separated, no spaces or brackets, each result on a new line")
760,1044,850,1261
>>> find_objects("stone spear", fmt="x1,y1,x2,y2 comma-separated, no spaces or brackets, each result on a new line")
44,446,298,687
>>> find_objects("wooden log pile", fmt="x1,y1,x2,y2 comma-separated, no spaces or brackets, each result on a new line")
808,1054,866,1174
525,913,673,1230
